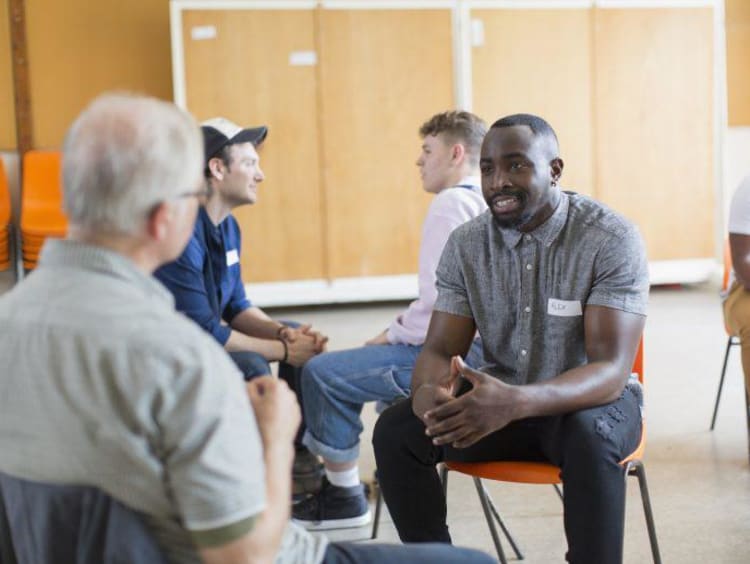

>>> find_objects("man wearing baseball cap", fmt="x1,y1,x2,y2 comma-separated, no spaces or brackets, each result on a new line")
155,117,327,495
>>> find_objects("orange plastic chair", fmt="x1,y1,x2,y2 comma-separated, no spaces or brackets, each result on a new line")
710,240,741,430
19,151,67,269
372,339,661,564
20,150,67,238
0,159,11,269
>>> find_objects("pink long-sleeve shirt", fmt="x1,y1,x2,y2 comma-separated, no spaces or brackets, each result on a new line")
386,177,486,345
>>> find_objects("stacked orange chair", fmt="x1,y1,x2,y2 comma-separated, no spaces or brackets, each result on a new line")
0,159,11,270
19,151,67,270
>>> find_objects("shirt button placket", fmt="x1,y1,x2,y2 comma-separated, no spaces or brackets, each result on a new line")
519,238,534,376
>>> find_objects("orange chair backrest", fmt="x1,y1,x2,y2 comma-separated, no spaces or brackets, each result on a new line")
22,151,63,209
633,337,643,384
0,159,10,225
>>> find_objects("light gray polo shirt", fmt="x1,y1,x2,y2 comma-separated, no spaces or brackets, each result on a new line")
435,191,649,384
0,240,326,564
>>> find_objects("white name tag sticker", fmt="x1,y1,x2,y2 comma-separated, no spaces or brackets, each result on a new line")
547,298,582,317
226,249,239,266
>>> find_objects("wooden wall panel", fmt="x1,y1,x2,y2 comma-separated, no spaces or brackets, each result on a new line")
182,9,324,283
0,0,16,150
726,0,750,126
471,9,594,197
319,9,454,278
25,0,172,148
594,8,714,261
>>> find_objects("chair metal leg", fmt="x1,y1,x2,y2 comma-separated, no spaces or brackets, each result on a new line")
745,388,750,464
473,478,509,564
480,482,524,560
371,483,383,540
711,337,734,430
553,483,563,501
626,461,662,564
439,463,448,497
12,225,23,283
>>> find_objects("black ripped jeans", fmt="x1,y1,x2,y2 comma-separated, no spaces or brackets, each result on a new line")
372,386,642,564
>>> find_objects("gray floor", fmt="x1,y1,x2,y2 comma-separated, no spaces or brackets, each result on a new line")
2,269,748,562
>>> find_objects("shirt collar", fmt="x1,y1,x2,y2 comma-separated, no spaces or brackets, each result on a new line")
39,239,175,306
496,191,570,249
455,175,481,189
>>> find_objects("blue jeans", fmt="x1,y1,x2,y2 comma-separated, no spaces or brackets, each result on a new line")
301,340,484,463
323,541,494,563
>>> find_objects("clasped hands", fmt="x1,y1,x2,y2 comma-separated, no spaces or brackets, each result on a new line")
279,324,328,366
413,356,523,449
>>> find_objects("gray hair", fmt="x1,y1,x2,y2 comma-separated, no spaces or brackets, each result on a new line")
62,93,203,235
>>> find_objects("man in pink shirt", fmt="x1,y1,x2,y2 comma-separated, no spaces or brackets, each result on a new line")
293,111,487,530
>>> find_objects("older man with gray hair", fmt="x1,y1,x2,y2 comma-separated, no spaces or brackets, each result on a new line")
0,93,494,564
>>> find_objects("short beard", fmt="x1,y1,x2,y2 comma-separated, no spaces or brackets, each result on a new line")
491,210,532,230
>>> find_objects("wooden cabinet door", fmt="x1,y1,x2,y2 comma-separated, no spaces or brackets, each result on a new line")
471,8,594,197
594,7,714,261
726,0,750,126
182,9,325,283
318,8,454,278
0,0,15,150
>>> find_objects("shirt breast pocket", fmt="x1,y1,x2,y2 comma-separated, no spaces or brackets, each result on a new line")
546,298,584,351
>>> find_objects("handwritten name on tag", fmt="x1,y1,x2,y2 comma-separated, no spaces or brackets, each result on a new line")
226,249,239,266
547,298,582,317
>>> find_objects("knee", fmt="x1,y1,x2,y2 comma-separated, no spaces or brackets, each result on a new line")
300,354,335,394
373,400,418,455
726,290,750,331
559,408,626,467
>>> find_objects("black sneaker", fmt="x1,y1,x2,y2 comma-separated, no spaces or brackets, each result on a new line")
291,477,371,530
292,447,324,502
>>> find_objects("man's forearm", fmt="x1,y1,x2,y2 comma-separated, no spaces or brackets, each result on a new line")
410,347,452,393
230,308,284,341
515,361,629,420
225,330,285,361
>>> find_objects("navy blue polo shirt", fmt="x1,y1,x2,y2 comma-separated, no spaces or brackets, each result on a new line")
154,207,251,345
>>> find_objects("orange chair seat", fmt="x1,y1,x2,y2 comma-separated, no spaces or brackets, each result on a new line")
445,460,561,484
20,232,52,244
21,209,67,233
22,239,46,250
445,421,646,485
21,225,67,239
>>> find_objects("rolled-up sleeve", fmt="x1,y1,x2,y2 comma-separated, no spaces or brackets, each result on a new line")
434,233,474,318
587,226,649,316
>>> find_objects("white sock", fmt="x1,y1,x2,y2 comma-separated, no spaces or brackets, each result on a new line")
326,466,360,488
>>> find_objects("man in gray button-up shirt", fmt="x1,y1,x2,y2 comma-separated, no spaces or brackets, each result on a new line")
374,114,648,564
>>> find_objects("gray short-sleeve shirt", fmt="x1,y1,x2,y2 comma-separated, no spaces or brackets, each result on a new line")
0,240,326,564
435,191,648,384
